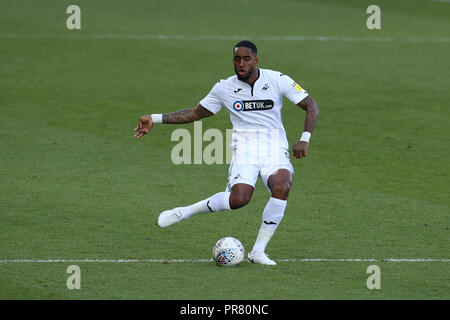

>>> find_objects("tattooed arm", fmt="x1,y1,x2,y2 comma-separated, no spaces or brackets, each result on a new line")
297,96,319,133
133,104,213,139
163,104,214,124
292,96,319,158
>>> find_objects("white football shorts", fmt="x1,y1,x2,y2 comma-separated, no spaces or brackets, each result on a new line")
225,137,294,193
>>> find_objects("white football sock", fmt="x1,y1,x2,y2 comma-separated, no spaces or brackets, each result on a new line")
251,197,287,254
179,191,231,220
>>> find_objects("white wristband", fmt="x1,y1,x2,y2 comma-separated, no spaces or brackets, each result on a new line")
300,131,311,143
151,114,162,124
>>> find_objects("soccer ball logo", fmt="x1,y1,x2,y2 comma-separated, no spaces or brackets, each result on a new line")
213,237,245,267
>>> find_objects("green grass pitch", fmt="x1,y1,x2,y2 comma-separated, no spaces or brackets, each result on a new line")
0,0,449,300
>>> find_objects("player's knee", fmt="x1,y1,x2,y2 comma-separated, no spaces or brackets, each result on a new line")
270,181,291,199
229,192,252,209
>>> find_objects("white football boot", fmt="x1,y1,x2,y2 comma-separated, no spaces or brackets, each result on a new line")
247,251,277,266
157,207,183,228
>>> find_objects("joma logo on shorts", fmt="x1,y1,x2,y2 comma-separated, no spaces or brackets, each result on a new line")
234,100,274,112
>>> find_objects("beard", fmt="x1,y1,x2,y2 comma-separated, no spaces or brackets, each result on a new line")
235,67,255,82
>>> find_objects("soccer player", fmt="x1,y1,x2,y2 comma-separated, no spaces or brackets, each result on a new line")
134,40,318,265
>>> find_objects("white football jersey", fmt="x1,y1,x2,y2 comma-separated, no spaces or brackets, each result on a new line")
199,68,308,150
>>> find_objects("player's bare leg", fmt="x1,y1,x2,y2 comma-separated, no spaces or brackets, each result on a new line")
157,183,253,228
229,183,254,209
248,169,292,266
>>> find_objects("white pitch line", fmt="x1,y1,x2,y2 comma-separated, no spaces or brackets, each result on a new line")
0,258,448,263
278,258,450,262
0,259,212,263
0,33,449,43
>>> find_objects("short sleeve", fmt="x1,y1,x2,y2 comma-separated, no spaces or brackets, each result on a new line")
279,74,309,105
199,82,223,114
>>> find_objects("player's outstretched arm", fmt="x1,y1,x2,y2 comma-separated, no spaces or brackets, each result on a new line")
292,96,319,158
133,104,214,139
162,104,214,124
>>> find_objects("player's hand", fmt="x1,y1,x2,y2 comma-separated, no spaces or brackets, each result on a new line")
292,141,309,159
133,115,154,139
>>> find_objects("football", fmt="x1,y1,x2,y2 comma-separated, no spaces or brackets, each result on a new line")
213,237,245,266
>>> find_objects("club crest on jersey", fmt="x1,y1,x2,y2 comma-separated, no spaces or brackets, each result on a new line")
233,100,274,112
233,100,244,111
262,83,270,92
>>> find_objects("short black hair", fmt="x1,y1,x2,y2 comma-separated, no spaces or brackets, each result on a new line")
234,40,257,55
